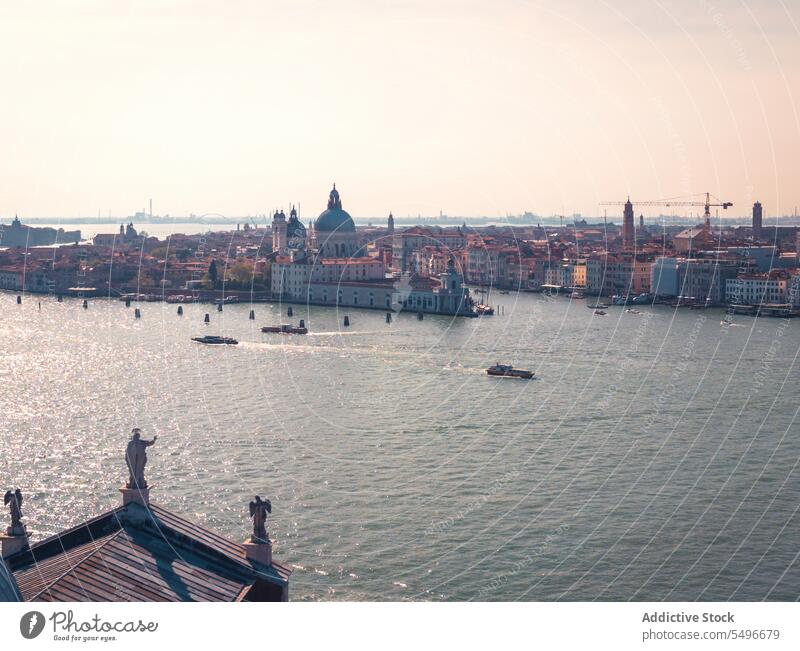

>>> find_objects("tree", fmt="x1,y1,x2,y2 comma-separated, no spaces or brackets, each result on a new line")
226,261,255,288
208,259,218,287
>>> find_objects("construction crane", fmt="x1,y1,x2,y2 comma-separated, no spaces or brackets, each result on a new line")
600,192,732,220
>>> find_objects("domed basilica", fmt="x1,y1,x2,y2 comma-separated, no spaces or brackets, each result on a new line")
310,185,363,258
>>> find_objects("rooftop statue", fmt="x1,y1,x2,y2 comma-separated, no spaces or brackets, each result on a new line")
4,489,24,535
249,495,272,544
125,428,157,489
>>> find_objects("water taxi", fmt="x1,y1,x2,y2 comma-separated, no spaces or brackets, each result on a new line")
486,364,534,379
191,335,238,345
261,323,308,335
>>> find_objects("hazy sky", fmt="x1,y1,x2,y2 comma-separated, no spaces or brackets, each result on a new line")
0,0,798,220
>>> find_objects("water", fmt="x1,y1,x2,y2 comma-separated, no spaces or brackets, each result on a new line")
1,291,798,601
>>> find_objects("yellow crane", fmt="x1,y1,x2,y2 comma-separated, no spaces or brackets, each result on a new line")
600,192,732,221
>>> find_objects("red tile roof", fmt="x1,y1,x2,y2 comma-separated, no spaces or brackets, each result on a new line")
8,502,290,602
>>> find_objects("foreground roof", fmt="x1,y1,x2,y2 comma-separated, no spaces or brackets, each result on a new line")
0,558,21,601
7,503,290,602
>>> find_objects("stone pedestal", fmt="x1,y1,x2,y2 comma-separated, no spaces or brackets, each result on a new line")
243,539,272,566
120,486,151,507
1,530,29,559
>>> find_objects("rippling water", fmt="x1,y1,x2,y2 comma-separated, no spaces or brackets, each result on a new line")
1,291,798,601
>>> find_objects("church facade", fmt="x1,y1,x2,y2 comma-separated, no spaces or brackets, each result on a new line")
269,185,476,316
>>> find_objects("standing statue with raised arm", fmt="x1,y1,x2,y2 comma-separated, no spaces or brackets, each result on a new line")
4,489,24,535
249,495,272,543
125,428,157,489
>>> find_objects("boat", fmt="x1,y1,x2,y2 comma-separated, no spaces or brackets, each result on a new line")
486,364,534,379
191,335,238,345
474,287,494,315
594,310,607,315
611,294,628,306
261,323,308,335
587,303,609,309
569,290,585,299
214,296,240,305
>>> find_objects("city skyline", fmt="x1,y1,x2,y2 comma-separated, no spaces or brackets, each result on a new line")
0,1,798,218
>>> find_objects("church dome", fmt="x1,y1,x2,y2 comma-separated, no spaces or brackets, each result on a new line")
314,184,355,232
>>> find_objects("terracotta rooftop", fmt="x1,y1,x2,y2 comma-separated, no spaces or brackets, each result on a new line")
8,502,290,602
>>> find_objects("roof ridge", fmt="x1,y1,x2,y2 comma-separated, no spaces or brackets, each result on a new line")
144,504,287,581
142,504,255,571
28,529,123,602
16,505,125,558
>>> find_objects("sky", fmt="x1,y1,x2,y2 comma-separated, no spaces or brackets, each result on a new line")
0,0,798,220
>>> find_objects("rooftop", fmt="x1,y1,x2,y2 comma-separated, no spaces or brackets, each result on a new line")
8,502,290,602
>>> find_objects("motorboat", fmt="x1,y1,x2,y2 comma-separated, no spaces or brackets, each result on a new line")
486,364,534,379
261,323,308,334
191,335,238,345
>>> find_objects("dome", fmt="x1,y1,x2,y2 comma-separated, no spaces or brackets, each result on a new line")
314,184,355,232
315,208,355,232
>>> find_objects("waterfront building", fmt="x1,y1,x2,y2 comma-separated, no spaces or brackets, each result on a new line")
271,257,388,302
397,258,474,315
586,254,652,297
465,241,524,287
570,258,587,287
544,260,571,288
0,266,24,290
506,256,546,291
725,271,792,306
650,252,743,304
269,185,475,316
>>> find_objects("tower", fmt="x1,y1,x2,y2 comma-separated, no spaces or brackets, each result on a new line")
753,201,763,238
272,210,287,253
387,212,394,235
622,198,635,247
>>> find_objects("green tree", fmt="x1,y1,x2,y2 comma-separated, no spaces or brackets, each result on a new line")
226,261,255,287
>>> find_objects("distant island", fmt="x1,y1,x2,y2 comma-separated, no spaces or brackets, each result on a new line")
0,216,81,248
